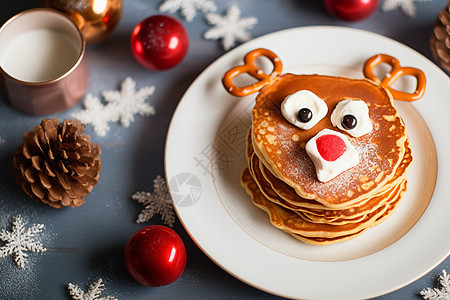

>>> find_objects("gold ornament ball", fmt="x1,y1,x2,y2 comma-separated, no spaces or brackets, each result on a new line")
42,0,123,43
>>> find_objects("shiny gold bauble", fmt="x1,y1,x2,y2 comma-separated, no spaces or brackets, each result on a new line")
42,0,123,43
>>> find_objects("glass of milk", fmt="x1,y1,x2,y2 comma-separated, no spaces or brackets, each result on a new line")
0,8,89,115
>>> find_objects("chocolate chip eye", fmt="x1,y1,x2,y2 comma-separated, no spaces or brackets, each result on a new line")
341,114,357,130
297,108,313,123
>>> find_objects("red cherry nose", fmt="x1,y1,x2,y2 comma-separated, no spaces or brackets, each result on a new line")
316,134,347,162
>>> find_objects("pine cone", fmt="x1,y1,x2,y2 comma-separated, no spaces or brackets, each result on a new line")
430,1,450,72
13,119,101,208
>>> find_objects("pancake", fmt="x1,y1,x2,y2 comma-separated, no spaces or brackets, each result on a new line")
224,49,425,245
239,75,413,243
258,139,411,209
289,188,405,246
249,149,407,225
246,128,412,217
299,180,406,225
252,73,409,207
241,167,405,243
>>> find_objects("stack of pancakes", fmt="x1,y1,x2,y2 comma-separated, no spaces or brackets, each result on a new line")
241,73,413,245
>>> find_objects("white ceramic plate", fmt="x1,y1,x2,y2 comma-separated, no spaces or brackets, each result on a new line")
165,26,450,299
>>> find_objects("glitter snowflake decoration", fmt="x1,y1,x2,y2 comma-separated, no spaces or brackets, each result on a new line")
204,5,258,50
0,215,47,268
382,0,432,17
68,278,117,300
132,175,176,227
159,0,217,22
421,270,450,300
72,77,156,137
72,94,113,137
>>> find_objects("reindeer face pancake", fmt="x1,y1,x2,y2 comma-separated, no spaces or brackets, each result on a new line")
223,48,425,244
251,73,408,207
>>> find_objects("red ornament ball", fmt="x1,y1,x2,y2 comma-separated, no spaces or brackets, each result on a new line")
323,0,379,21
130,15,189,70
124,225,187,286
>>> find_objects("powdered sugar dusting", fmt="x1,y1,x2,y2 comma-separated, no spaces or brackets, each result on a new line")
278,129,386,200
254,107,406,206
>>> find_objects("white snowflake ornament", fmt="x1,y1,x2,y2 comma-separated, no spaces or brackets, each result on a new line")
68,278,117,300
0,215,47,268
72,77,156,137
132,175,176,227
421,270,450,300
159,0,217,22
382,0,432,17
102,77,156,128
204,5,258,50
71,94,113,137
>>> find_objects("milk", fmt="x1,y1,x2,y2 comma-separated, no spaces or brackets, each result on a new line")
0,29,80,83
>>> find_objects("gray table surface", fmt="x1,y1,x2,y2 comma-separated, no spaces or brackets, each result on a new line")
0,0,449,299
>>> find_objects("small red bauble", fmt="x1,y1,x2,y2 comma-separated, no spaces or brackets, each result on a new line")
130,15,189,70
124,225,187,287
323,0,379,21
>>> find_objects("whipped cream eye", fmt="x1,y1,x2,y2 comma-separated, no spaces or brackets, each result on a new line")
281,90,328,130
330,99,373,137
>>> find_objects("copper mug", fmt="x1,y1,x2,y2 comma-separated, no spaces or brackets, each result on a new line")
0,8,89,116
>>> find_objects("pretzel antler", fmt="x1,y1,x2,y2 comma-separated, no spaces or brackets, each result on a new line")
364,54,426,101
222,48,283,97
